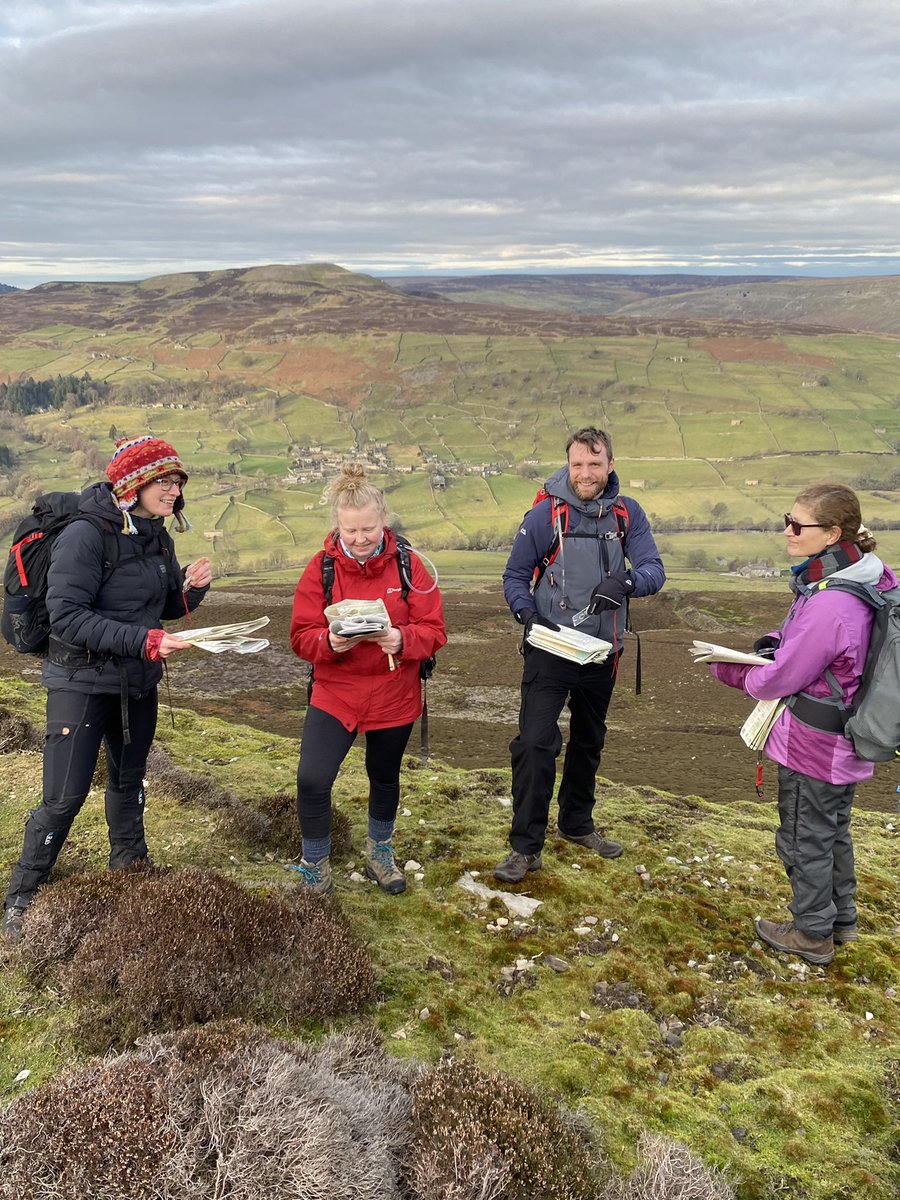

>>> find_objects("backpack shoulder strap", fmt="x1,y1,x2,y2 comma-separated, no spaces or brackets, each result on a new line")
533,496,568,586
70,514,121,585
395,535,413,603
321,553,336,606
810,577,884,609
611,498,631,542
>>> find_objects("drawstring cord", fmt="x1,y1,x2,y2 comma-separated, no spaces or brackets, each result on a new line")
163,659,176,731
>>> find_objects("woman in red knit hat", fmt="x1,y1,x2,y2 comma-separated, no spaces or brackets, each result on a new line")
2,436,212,942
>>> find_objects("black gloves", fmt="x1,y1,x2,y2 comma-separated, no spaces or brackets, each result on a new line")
753,635,781,659
587,571,635,613
517,608,560,633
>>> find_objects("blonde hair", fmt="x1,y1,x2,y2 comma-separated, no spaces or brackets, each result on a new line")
794,482,877,553
325,463,387,525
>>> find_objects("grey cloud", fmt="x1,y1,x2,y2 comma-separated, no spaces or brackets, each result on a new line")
1,0,899,284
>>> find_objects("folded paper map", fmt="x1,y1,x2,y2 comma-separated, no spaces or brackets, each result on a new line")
740,698,787,750
689,641,771,666
177,616,270,654
324,597,391,639
526,623,612,665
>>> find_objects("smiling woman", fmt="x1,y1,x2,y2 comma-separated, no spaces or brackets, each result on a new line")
1,434,212,944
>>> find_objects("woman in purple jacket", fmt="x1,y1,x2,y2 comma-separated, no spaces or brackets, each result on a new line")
709,483,896,965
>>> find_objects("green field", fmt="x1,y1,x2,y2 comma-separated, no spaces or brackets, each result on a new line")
2,320,899,576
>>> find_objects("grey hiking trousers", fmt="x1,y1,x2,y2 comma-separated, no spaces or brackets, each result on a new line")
776,765,858,939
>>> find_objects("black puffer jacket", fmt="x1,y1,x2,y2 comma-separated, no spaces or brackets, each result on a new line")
41,482,208,696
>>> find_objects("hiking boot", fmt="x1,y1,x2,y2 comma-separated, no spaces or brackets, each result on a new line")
2,905,27,944
493,850,542,883
754,918,834,965
365,838,407,895
832,923,859,944
557,829,623,859
286,857,334,896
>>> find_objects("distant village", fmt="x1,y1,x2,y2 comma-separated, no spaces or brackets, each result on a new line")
285,443,503,490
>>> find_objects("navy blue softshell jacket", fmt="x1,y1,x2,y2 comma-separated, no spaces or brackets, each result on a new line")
41,482,208,696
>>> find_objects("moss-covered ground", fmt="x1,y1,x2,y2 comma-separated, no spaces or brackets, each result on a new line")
0,676,897,1199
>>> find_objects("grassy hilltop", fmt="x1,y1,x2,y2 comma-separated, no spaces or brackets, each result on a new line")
0,264,899,576
0,676,897,1199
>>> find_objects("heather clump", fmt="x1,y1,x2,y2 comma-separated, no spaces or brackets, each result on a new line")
236,788,353,858
144,748,352,857
601,1132,736,1200
14,867,374,1050
0,1023,417,1200
407,1058,607,1200
0,1056,176,1200
0,704,42,753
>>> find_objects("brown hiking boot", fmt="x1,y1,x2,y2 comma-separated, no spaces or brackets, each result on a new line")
286,857,334,896
557,829,623,859
365,838,407,894
493,850,542,883
832,923,859,944
754,918,834,965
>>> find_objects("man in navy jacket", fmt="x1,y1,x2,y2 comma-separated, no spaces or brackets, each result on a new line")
496,427,665,883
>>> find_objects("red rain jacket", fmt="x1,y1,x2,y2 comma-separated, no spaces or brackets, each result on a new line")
290,528,447,732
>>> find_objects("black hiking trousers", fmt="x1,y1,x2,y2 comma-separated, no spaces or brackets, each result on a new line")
509,645,618,855
4,688,158,912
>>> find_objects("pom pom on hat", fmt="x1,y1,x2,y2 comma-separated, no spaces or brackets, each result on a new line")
106,436,190,533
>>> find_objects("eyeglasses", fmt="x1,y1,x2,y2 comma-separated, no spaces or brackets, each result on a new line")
155,475,184,493
783,514,828,536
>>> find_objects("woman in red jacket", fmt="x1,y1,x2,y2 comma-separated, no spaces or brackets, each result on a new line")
289,465,446,895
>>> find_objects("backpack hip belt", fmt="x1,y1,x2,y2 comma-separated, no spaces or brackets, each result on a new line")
46,635,111,669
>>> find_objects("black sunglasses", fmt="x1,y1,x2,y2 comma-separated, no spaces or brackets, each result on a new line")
783,514,829,536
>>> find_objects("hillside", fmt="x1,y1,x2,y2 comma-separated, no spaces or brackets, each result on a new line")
0,283,18,296
0,264,837,341
0,263,898,579
388,273,900,336
0,677,897,1199
388,273,793,316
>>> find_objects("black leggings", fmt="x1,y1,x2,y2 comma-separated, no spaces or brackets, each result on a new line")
297,706,414,840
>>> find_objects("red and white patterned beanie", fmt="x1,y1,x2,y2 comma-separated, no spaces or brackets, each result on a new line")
106,436,190,533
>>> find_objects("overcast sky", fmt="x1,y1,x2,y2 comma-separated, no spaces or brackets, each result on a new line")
1,0,899,287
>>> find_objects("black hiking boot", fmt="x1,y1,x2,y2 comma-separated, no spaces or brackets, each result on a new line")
557,829,623,858
493,850,542,883
2,905,27,944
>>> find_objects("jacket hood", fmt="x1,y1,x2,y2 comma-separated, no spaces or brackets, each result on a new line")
830,552,897,592
78,481,126,525
543,464,622,516
322,524,398,571
78,481,169,539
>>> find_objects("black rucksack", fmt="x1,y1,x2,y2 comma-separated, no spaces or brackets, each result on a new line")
2,493,116,655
